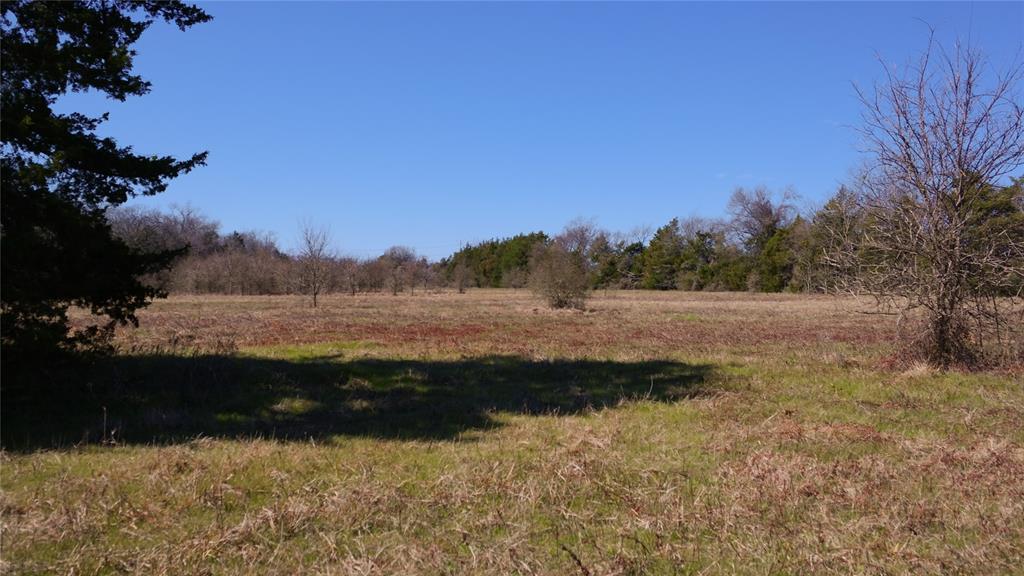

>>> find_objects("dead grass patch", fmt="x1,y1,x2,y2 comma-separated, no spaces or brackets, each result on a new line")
5,290,1020,574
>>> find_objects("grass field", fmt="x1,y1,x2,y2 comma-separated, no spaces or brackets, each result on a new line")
2,290,1022,574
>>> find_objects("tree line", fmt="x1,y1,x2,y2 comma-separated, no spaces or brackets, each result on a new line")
459,180,1014,297
2,0,1021,370
438,189,807,293
98,184,848,299
107,206,439,299
110,173,1023,307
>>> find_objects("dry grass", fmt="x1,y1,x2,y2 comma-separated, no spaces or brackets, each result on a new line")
4,290,1023,574
96,290,892,359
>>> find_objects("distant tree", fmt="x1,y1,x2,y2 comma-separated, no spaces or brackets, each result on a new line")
422,261,441,292
756,223,798,292
443,233,548,288
704,237,750,291
613,235,648,289
164,205,222,257
558,219,601,257
108,206,183,256
382,246,416,295
107,206,187,290
298,223,332,307
501,267,529,289
1,1,211,362
358,258,389,293
588,232,618,289
642,218,684,289
334,257,361,296
109,205,301,296
829,38,1024,366
529,226,593,309
725,187,799,291
529,244,589,309
676,229,717,291
405,257,429,295
107,205,232,291
726,186,797,252
795,187,862,292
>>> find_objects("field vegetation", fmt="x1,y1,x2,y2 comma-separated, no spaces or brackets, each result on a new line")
2,2,1022,574
2,290,1022,574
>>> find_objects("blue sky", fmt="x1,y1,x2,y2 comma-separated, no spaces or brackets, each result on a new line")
59,1,1024,259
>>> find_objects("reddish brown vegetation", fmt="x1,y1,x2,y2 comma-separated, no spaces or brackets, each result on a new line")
77,291,895,360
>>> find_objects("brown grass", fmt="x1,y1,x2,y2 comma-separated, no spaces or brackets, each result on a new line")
88,290,893,359
4,289,1021,575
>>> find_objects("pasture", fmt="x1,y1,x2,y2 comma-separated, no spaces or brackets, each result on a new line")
2,290,1022,574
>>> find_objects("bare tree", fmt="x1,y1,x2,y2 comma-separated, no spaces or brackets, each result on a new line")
829,37,1024,367
332,256,360,296
381,246,416,296
807,186,863,292
407,257,431,295
422,261,440,292
298,222,332,308
529,242,590,310
619,224,653,247
529,224,595,310
404,257,425,295
558,218,600,257
358,258,388,292
726,186,797,252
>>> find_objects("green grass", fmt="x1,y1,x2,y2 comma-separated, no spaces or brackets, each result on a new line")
250,339,377,361
2,291,1022,574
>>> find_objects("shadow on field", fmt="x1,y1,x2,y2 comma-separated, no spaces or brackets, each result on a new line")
1,354,714,451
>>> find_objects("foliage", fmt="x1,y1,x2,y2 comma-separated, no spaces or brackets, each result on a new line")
104,198,855,300
675,231,711,290
0,0,211,364
108,206,293,295
641,218,684,290
442,233,548,288
727,186,796,252
829,40,1024,367
755,225,797,293
529,241,590,310
381,246,418,296
792,187,862,293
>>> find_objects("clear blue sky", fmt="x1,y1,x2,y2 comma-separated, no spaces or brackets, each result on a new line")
59,1,1024,259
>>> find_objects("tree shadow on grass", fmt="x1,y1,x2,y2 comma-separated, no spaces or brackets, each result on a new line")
2,353,715,451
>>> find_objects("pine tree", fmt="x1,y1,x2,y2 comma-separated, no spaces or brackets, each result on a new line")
641,218,684,290
1,1,212,364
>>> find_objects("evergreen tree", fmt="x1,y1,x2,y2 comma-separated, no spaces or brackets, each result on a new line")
1,1,212,362
795,186,861,292
677,230,717,290
704,237,750,291
442,233,547,288
641,218,684,290
961,177,1024,297
756,225,797,292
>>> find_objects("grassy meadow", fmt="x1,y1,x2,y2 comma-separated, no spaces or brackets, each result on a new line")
2,290,1022,574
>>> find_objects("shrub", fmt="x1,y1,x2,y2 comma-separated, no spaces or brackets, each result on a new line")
529,243,590,310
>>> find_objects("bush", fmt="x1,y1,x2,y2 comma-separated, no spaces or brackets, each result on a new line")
529,243,590,310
